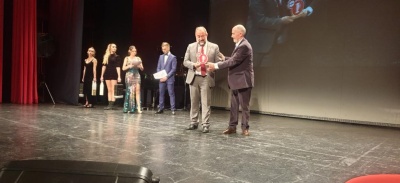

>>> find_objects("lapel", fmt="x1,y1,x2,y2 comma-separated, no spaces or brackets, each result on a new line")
206,44,211,61
163,55,169,68
232,39,244,55
193,44,199,62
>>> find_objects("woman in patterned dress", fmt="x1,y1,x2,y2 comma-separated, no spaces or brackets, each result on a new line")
122,45,144,113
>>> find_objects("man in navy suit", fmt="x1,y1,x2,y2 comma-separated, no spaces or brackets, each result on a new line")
155,42,177,115
208,24,254,136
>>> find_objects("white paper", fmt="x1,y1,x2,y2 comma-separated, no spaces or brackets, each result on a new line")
153,70,167,79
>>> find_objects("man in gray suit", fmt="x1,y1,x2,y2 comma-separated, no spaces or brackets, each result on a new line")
208,24,254,136
183,26,220,133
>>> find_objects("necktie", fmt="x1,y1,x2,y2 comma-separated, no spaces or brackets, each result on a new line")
200,46,206,76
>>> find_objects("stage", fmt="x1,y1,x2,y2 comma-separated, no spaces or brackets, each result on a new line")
0,104,399,182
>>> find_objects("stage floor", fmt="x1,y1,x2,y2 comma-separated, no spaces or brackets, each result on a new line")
1,104,399,183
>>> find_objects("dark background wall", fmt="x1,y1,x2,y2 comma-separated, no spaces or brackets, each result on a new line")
2,0,209,103
131,0,210,77
80,0,209,79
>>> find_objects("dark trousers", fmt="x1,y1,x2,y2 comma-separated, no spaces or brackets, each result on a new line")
159,82,175,110
229,87,252,130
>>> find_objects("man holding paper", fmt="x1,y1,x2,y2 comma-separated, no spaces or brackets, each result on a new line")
155,42,177,115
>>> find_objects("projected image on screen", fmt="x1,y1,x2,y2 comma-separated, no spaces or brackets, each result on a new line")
247,0,325,67
209,0,400,125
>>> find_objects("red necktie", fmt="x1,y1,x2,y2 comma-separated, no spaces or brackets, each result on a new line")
200,46,206,76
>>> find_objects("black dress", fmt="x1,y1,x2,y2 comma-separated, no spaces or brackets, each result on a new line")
103,54,121,80
83,60,95,104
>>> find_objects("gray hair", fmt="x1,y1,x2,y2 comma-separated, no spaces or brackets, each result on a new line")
233,24,246,35
195,26,208,34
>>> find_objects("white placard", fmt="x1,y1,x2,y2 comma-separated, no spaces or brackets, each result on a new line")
153,70,167,79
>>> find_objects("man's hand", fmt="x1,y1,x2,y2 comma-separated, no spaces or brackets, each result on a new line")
292,10,307,19
281,16,294,24
194,62,201,68
218,52,225,61
160,76,167,83
206,63,215,72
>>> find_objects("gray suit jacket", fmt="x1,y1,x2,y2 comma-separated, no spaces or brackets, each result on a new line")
217,38,254,90
183,41,220,87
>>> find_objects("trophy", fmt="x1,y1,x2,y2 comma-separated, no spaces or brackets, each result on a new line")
287,0,304,16
91,81,97,96
99,82,104,96
131,58,142,67
197,50,208,76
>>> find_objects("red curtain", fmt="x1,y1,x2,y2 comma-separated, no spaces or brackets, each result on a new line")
11,0,38,104
0,0,3,103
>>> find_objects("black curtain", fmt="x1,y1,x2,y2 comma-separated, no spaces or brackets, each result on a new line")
46,0,84,104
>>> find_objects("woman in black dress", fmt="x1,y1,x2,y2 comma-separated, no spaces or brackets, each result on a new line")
100,43,121,110
81,47,97,108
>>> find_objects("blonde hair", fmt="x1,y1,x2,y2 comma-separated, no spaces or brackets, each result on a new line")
103,43,115,64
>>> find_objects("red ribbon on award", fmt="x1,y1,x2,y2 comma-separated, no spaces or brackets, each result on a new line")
290,0,304,16
199,46,208,76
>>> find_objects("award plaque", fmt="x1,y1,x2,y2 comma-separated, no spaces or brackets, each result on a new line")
198,52,208,76
288,0,304,16
131,58,142,66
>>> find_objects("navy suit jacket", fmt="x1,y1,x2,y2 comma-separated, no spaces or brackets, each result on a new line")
157,53,177,84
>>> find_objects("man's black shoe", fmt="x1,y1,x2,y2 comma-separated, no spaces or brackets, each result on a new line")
186,124,198,130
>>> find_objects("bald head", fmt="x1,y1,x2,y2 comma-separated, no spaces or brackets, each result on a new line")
231,24,247,43
233,24,246,35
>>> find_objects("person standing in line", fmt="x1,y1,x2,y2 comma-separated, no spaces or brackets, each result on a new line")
183,26,220,133
122,45,144,113
155,42,177,115
81,47,97,108
207,24,254,136
100,43,121,110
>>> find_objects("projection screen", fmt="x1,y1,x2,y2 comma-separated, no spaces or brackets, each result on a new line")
209,0,400,126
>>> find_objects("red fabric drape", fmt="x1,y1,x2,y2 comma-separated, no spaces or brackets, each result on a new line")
11,0,38,104
0,0,3,103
